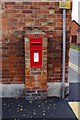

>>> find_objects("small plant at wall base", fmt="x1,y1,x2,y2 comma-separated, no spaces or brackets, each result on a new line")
70,45,80,51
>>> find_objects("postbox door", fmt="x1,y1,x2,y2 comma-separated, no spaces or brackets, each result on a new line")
30,50,42,68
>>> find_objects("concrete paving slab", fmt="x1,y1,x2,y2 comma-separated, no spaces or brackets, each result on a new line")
68,102,80,119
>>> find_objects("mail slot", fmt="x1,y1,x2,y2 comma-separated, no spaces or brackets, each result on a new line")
30,38,42,68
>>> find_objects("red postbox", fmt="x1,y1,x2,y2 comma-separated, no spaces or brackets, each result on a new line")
30,38,42,68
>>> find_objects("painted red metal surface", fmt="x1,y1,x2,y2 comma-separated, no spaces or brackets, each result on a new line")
30,38,42,68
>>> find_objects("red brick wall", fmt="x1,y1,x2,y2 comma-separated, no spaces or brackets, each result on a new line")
2,2,72,84
71,21,79,35
70,21,80,43
2,31,25,83
78,32,80,44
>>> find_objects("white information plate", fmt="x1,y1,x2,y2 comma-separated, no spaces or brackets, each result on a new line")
34,52,39,62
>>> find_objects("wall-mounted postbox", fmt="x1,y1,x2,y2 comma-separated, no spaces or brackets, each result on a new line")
30,38,42,68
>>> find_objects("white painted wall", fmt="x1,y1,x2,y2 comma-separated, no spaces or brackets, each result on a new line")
72,0,80,24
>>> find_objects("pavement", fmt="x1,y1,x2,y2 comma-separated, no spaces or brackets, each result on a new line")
2,83,80,120
68,68,79,83
69,49,80,67
69,49,80,83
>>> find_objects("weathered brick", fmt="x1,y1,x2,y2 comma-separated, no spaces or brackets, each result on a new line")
49,10,54,14
22,10,32,13
4,2,15,5
38,2,49,6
